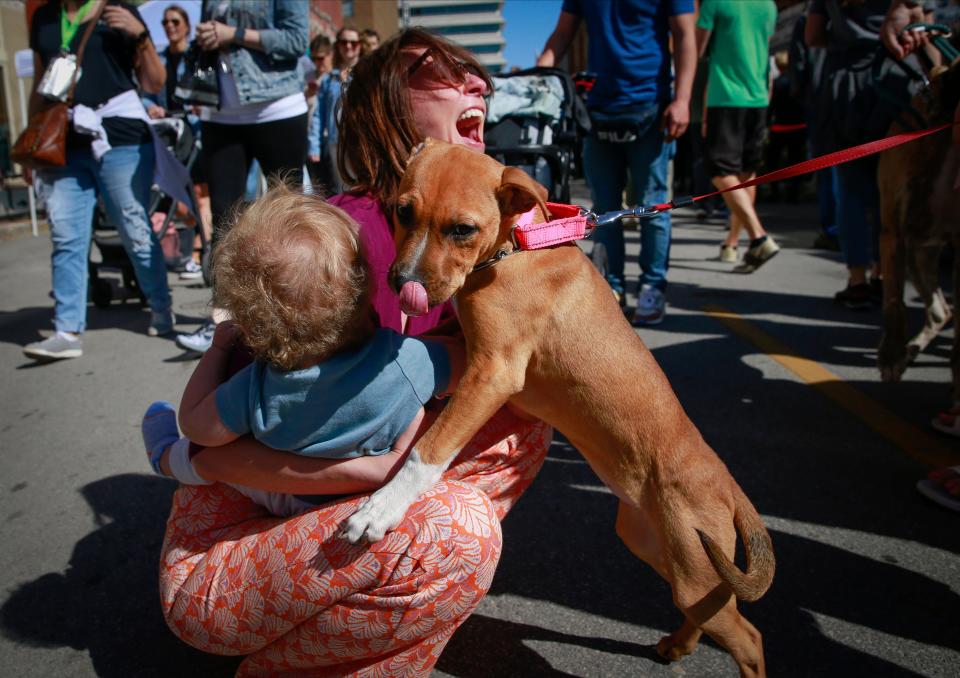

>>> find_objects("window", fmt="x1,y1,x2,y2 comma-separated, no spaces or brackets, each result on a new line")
411,3,500,17
469,44,502,55
342,0,354,18
436,24,501,36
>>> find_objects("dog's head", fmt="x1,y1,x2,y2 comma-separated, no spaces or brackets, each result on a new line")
390,139,548,315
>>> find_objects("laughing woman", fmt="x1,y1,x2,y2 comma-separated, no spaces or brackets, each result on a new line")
147,29,552,676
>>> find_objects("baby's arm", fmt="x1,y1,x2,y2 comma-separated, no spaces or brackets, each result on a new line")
178,322,244,447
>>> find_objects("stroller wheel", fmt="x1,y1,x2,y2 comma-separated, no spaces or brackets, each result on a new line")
91,277,113,308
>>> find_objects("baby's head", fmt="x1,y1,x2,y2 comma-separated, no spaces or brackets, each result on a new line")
213,185,372,370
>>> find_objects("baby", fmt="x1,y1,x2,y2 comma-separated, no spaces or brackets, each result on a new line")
142,186,461,516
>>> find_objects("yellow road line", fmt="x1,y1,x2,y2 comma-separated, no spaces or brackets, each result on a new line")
703,305,960,468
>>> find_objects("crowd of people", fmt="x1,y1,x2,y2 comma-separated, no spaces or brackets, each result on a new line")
14,0,960,672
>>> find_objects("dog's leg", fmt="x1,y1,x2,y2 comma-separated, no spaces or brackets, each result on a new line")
344,355,524,543
906,245,951,361
615,503,708,661
878,231,909,382
688,596,766,678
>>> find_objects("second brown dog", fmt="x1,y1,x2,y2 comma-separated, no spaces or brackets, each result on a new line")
344,140,775,677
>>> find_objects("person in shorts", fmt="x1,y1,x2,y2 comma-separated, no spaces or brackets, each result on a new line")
697,0,780,274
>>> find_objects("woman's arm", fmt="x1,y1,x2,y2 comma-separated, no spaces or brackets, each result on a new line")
196,1,307,60
102,5,165,94
178,323,243,447
192,407,438,493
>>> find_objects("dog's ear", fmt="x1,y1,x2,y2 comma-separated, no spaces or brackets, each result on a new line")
497,166,549,220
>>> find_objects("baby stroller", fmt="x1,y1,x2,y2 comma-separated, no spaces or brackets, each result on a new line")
89,114,204,308
484,66,591,204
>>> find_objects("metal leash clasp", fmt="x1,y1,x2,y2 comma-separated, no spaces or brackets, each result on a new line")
580,204,665,234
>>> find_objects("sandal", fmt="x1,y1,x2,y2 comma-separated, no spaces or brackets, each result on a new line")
916,466,960,513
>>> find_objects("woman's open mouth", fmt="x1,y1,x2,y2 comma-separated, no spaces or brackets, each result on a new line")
456,108,485,149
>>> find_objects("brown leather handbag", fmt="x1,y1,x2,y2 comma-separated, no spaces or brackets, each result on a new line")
12,1,103,169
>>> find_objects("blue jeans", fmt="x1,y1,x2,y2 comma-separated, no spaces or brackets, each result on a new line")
584,104,674,292
835,156,880,269
40,143,170,333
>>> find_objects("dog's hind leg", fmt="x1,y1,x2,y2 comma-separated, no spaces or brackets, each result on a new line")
615,502,707,662
684,594,766,678
878,230,909,382
906,244,951,361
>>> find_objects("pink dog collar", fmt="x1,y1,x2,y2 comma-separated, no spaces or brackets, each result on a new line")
512,202,591,250
472,202,592,273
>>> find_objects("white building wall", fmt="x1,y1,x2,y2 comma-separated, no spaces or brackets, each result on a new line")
399,1,506,72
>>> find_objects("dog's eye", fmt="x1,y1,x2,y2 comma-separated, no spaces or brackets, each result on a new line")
396,203,414,227
448,223,478,241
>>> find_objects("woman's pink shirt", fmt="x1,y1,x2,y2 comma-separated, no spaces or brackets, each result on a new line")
329,192,455,336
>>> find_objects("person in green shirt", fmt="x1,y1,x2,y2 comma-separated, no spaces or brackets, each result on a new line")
696,0,779,273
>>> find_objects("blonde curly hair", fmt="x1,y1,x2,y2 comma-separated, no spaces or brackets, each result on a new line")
212,186,372,370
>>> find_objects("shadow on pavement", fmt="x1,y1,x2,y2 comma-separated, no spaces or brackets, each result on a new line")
0,474,240,678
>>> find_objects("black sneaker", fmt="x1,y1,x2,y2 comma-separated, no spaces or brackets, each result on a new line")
834,283,872,310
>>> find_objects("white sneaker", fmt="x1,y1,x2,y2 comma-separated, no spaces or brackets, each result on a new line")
733,236,780,274
179,258,203,280
23,332,83,361
175,320,215,353
632,285,666,326
719,244,738,263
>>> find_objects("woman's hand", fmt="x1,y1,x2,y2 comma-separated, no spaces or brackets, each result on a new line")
103,5,146,39
880,1,928,59
197,21,237,51
147,104,166,120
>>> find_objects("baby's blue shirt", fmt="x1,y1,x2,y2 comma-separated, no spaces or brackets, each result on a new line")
215,328,450,458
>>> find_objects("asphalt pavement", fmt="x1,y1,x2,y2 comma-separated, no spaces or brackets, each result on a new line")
0,183,958,677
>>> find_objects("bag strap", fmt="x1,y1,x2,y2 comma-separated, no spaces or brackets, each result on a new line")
66,0,106,103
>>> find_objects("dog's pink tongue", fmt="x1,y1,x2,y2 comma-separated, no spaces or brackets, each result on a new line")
399,281,429,316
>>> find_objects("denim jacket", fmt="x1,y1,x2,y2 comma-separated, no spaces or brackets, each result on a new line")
308,70,343,157
203,0,308,105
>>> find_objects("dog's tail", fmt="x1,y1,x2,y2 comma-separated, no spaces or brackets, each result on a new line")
696,487,775,602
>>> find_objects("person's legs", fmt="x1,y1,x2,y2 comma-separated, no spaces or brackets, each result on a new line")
835,157,879,286
160,413,551,674
201,121,252,246
248,114,310,187
627,129,673,292
583,133,628,295
97,143,173,325
38,152,98,335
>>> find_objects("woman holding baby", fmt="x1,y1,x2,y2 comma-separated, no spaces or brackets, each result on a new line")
143,29,552,675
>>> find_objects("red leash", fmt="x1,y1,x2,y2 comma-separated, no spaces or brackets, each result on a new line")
475,122,955,270
655,122,955,212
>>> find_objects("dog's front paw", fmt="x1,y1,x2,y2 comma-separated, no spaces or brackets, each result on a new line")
343,491,408,543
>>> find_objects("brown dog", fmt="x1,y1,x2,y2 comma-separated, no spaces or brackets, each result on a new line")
344,140,775,677
878,62,960,399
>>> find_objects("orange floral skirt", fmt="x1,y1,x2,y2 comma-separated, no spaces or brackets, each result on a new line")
159,408,551,676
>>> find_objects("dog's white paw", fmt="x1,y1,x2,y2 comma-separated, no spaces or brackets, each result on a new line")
343,491,408,543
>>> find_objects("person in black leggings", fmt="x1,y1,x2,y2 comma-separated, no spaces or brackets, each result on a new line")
175,0,309,354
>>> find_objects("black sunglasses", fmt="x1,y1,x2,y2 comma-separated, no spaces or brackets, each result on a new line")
161,18,182,26
407,47,485,85
338,39,360,47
